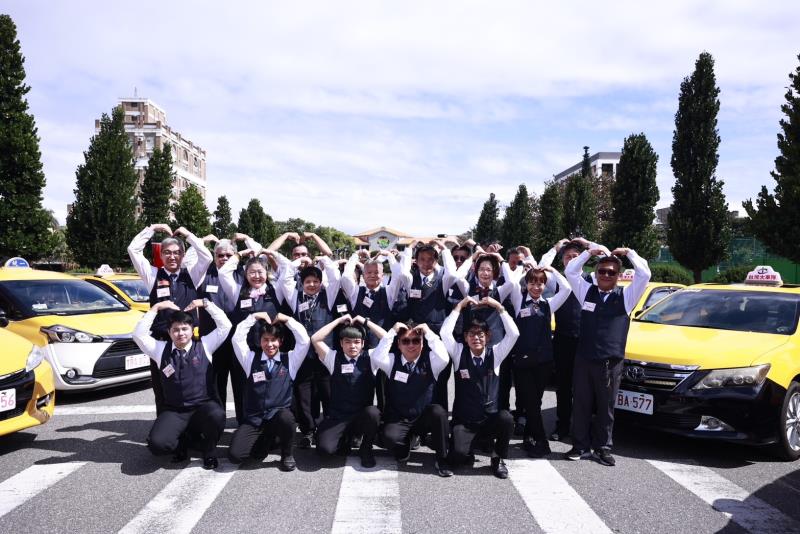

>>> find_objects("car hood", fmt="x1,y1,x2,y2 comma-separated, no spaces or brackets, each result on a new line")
626,321,791,369
0,329,33,374
18,310,144,338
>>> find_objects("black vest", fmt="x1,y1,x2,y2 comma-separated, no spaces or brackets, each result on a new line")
512,293,553,366
149,267,200,340
198,264,238,336
453,346,500,424
328,350,376,420
158,341,216,410
400,269,449,334
385,351,436,422
294,290,334,359
242,351,293,427
553,273,592,338
353,285,393,348
460,281,506,342
232,283,281,325
576,285,630,361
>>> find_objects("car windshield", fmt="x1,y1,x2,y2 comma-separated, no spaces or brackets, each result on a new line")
636,289,800,335
0,279,128,316
113,279,150,302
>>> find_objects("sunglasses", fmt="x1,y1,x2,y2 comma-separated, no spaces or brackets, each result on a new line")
399,337,422,346
453,255,469,262
597,268,619,277
216,253,234,258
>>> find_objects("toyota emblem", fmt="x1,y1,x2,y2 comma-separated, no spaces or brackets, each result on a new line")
624,366,645,382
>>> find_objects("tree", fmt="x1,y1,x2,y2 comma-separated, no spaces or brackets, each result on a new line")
501,184,536,250
212,195,237,238
744,53,800,262
173,184,211,236
139,142,174,227
667,52,730,282
533,180,563,259
237,199,276,248
473,193,502,245
66,106,138,267
561,162,597,240
0,15,53,260
274,217,354,257
604,133,660,258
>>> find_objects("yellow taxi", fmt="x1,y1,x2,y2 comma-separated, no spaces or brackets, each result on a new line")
0,316,55,436
617,269,685,316
78,265,150,312
618,266,800,459
0,258,151,391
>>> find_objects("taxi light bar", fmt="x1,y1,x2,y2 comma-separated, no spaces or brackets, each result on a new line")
744,265,782,286
618,269,635,281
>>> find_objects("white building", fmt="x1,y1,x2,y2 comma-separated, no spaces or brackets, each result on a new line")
553,151,621,182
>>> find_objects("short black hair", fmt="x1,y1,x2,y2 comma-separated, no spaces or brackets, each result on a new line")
415,244,439,261
338,323,366,340
597,255,623,270
168,311,194,329
300,265,323,283
525,268,548,284
475,255,500,279
464,317,490,336
560,240,585,256
452,244,472,257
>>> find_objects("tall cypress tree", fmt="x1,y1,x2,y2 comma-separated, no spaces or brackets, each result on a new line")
604,133,660,258
139,142,174,226
473,192,502,245
237,199,276,248
0,15,53,260
212,195,236,238
501,184,536,250
744,53,800,263
667,52,730,282
173,184,211,236
533,180,563,259
66,106,138,267
561,172,597,240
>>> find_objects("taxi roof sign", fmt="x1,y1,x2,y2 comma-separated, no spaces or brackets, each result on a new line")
4,257,30,268
95,264,115,277
744,265,783,286
618,268,635,281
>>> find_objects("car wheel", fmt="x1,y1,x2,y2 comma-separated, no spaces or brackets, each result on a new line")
775,381,800,461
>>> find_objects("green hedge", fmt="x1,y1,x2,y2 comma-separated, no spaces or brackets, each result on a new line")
649,264,694,285
711,265,756,284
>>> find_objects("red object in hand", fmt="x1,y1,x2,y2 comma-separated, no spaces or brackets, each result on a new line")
151,242,164,268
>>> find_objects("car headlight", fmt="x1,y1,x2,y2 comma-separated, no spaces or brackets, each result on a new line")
692,364,771,389
26,345,46,372
40,325,102,343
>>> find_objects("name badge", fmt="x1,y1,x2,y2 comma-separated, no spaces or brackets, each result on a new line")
520,307,532,318
582,301,596,312
158,279,170,287
206,285,219,294
341,363,355,374
362,296,374,308
252,371,266,383
394,370,409,383
459,369,470,379
240,298,253,309
162,364,175,377
409,289,422,299
298,301,310,312
337,304,348,313
156,287,170,298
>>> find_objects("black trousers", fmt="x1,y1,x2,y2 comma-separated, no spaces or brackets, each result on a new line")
514,361,554,442
293,357,331,433
211,338,245,424
433,360,452,410
149,360,165,416
498,357,515,413
317,406,381,455
383,404,449,459
228,408,296,463
571,357,623,451
450,410,514,463
553,333,579,435
375,369,388,412
147,400,225,457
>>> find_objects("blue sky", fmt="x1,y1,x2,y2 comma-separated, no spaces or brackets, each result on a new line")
5,1,800,237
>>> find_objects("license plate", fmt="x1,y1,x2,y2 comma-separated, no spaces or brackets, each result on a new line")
0,388,16,412
125,354,150,370
615,389,653,415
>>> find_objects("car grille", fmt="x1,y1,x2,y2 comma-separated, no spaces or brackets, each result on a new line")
0,369,34,421
102,339,141,357
92,339,149,379
0,369,27,387
621,360,697,391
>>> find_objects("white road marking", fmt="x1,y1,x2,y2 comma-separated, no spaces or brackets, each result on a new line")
0,462,87,519
648,459,800,533
118,460,237,534
331,456,401,534
508,459,612,534
56,403,236,415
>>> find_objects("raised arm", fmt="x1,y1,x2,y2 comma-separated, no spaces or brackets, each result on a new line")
418,323,449,379
132,300,179,365
370,323,399,375
266,231,298,252
174,227,212,288
618,248,652,315
279,314,310,380
231,313,259,376
488,298,520,372
128,225,167,290
441,297,474,365
311,315,350,360
544,267,573,312
564,250,594,304
218,253,243,303
340,252,361,307
190,299,232,355
304,232,333,257
319,256,342,309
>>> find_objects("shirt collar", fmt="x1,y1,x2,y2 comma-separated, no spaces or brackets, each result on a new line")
470,348,487,360
173,340,193,353
261,353,281,363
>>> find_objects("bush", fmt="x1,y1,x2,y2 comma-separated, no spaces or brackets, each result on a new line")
649,264,694,285
711,265,755,284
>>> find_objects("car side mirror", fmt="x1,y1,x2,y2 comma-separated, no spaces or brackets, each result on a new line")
0,310,8,328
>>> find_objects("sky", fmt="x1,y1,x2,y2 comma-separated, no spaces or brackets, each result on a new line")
5,1,800,237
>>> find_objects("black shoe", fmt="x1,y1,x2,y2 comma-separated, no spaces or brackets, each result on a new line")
514,422,526,437
564,447,592,461
550,428,570,442
465,453,476,467
394,444,411,463
360,450,376,468
298,431,314,449
171,448,189,463
279,455,297,472
349,435,363,450
409,434,421,450
528,441,551,459
593,448,616,466
434,458,454,477
202,456,218,470
490,457,508,479
522,436,535,451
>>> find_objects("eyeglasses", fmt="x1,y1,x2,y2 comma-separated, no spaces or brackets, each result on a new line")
399,337,422,346
216,253,234,258
597,268,618,277
466,331,486,339
162,250,183,257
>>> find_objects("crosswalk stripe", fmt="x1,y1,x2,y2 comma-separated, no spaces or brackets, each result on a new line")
508,459,612,534
647,459,800,533
0,462,87,519
56,403,236,415
331,456,401,534
118,460,237,534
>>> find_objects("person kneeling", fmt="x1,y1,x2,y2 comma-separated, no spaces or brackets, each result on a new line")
311,315,387,468
441,296,520,479
132,299,230,470
229,311,309,471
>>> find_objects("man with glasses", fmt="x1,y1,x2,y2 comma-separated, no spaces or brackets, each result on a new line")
563,246,650,466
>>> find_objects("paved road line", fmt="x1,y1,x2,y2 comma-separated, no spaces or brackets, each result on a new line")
508,459,613,534
648,459,800,533
331,456,401,534
118,460,237,534
0,462,87,519
56,403,236,415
